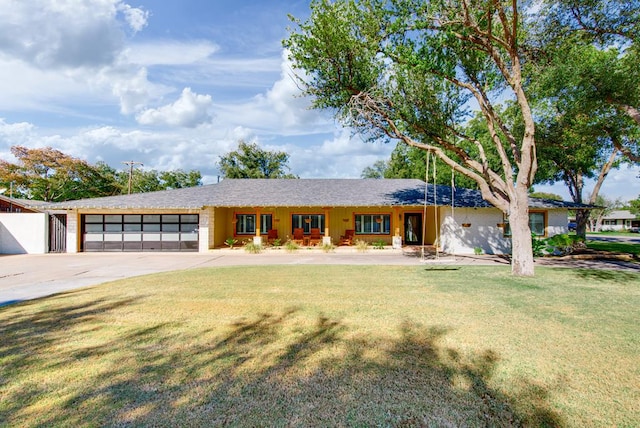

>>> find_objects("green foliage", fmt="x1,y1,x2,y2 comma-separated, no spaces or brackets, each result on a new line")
529,1,640,214
532,234,586,257
474,247,484,256
285,240,300,253
0,146,121,202
630,196,640,217
243,242,263,254
285,0,545,275
531,234,547,258
321,242,335,253
529,191,563,201
0,145,202,201
372,239,385,250
116,168,201,194
225,238,239,249
218,141,297,179
360,159,388,179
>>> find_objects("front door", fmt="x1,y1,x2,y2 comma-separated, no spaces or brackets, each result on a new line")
404,213,423,245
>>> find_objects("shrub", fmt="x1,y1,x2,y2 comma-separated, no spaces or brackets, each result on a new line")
372,239,386,249
355,239,369,253
244,242,263,254
285,240,300,253
321,243,335,253
545,233,585,256
473,246,483,255
531,234,546,257
225,238,238,249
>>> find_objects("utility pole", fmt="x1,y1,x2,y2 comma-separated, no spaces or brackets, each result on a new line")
122,161,143,195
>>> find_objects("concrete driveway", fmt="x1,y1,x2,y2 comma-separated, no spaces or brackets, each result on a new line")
0,250,426,306
1,249,638,307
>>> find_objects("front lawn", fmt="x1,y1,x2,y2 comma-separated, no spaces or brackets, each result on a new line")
586,239,640,256
1,266,638,426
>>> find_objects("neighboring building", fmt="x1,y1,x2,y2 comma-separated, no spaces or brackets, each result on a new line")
16,179,587,256
600,210,640,232
0,194,37,213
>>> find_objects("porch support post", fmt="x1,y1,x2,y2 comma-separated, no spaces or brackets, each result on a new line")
393,207,402,249
254,207,263,245
323,207,332,245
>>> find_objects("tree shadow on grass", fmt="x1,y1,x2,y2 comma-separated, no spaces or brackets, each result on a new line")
572,268,640,284
1,304,565,427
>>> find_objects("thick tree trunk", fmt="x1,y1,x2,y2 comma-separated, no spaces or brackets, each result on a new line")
575,210,589,238
509,190,535,276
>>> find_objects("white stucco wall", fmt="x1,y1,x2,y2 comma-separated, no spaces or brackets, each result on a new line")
547,210,569,236
439,207,569,255
0,213,48,254
439,207,511,255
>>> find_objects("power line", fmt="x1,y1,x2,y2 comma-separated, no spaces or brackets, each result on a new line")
122,161,143,195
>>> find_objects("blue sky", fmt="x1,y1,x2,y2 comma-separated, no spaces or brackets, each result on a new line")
0,0,637,201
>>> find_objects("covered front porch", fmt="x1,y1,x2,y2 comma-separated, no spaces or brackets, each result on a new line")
207,206,440,249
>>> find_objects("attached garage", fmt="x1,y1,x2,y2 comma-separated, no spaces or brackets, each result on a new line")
82,213,199,252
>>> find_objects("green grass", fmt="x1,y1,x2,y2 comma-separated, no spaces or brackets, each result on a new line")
586,239,640,256
1,266,639,427
586,231,639,237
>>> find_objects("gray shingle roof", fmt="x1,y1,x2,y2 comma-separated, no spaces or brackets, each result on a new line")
29,179,590,210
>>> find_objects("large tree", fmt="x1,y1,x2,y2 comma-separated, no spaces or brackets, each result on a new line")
529,1,640,238
218,141,297,179
362,142,479,189
0,146,203,201
115,168,202,194
539,0,640,132
286,0,540,275
0,146,121,202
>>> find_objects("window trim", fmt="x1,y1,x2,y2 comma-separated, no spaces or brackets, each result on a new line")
354,213,391,235
503,210,547,237
291,214,325,234
234,213,272,236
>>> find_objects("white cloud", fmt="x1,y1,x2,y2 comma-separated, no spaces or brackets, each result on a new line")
106,67,169,115
0,119,36,143
124,40,219,66
0,1,163,116
136,88,214,128
0,0,147,69
214,50,332,136
118,3,149,33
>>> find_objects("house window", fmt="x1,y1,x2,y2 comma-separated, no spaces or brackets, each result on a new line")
291,214,324,234
504,211,547,237
355,214,391,235
235,214,272,235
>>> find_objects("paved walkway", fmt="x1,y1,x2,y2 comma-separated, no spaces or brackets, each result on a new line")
1,249,638,307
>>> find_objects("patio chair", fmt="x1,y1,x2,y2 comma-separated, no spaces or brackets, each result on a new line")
292,228,305,245
308,228,322,246
339,229,355,246
266,229,278,245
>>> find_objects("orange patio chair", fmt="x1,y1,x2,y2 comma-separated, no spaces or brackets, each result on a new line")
339,229,355,246
292,228,305,245
308,228,322,246
266,229,278,245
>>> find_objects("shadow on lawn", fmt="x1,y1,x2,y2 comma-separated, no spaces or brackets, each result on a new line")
573,268,640,284
1,303,565,427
